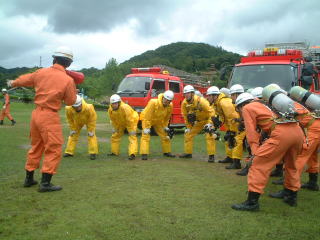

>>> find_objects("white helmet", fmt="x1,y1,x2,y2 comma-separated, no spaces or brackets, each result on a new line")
219,87,230,97
230,84,244,94
235,92,254,107
52,46,73,61
251,87,263,98
206,86,220,95
183,85,195,94
72,95,82,107
163,90,174,101
110,94,121,104
195,90,203,97
2,88,7,92
268,83,281,89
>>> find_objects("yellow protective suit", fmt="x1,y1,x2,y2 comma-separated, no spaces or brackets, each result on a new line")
108,101,139,156
182,95,215,154
229,110,246,159
214,94,244,159
140,94,173,154
64,100,98,155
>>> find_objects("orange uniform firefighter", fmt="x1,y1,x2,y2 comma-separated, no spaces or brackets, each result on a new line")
140,90,176,160
179,85,216,162
8,46,77,192
291,102,320,190
64,95,98,160
231,92,304,211
108,94,139,160
0,88,16,125
289,87,320,191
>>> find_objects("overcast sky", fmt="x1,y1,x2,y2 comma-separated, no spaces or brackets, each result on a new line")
1,0,319,70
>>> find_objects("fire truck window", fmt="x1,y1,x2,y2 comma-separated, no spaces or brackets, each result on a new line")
151,80,165,97
169,82,180,93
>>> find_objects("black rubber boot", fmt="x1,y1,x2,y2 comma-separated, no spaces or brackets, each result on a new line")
11,119,16,126
301,173,319,191
179,153,192,158
0,120,3,125
141,154,148,160
283,189,298,207
269,188,297,206
272,177,284,185
208,155,215,163
128,154,135,160
270,164,283,177
226,159,241,169
163,153,176,158
269,189,287,199
63,153,73,157
236,163,250,176
231,191,260,211
90,154,96,160
218,156,233,163
38,173,62,192
23,170,38,187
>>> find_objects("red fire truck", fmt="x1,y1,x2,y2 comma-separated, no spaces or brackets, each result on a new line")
227,42,320,93
116,65,210,128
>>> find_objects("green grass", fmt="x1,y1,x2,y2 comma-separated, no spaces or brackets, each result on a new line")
0,102,319,240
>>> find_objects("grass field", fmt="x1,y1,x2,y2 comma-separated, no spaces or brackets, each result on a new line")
0,102,319,240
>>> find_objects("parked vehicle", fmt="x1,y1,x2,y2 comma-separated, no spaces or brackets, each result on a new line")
117,65,210,128
227,42,320,93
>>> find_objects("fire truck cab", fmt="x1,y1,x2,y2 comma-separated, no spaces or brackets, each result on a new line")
228,43,320,93
117,66,210,128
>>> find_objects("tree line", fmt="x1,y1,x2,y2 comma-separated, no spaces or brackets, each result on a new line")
0,42,241,100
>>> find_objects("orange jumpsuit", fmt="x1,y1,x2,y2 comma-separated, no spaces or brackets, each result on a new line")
243,102,304,194
294,102,320,176
12,64,77,175
0,93,14,121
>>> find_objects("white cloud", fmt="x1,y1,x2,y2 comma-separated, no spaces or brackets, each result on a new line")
0,0,319,69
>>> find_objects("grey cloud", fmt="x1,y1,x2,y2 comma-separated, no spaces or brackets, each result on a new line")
0,25,45,67
1,0,179,35
205,0,320,52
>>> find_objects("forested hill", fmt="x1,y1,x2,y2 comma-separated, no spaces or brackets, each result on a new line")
0,42,241,98
123,42,241,73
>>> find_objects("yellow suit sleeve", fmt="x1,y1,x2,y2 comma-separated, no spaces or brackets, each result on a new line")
143,100,155,129
181,100,192,129
200,98,215,122
65,107,77,131
163,104,173,127
87,105,97,132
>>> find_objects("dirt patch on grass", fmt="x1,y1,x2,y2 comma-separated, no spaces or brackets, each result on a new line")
19,144,31,149
97,137,109,143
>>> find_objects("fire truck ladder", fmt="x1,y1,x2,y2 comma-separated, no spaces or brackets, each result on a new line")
265,42,320,68
154,65,210,87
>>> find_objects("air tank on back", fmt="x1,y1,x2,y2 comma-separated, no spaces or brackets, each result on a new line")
289,86,320,111
262,84,295,116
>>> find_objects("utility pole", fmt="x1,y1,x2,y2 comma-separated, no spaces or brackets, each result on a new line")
39,56,42,67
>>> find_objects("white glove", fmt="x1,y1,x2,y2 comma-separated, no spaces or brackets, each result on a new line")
2,106,5,110
143,128,151,134
88,132,94,137
164,127,170,133
7,80,13,88
184,128,191,134
70,130,77,136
